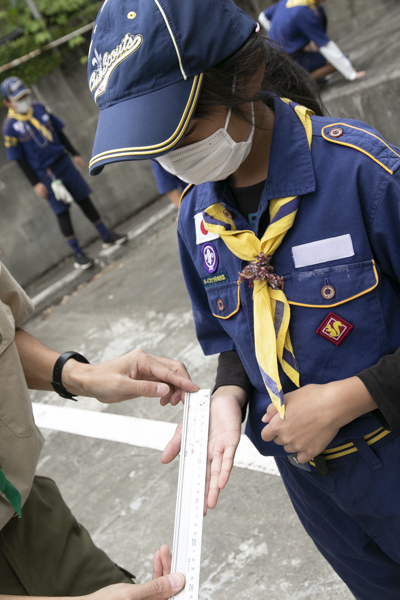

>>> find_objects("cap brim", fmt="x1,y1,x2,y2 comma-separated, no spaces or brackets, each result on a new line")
89,74,203,175
10,89,31,101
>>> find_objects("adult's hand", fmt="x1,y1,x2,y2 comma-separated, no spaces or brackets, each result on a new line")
34,182,48,199
62,348,199,405
0,546,184,600
354,71,366,79
73,155,86,171
162,386,245,510
88,544,184,600
261,377,377,463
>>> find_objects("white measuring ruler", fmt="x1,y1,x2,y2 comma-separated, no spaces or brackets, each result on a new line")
170,389,211,600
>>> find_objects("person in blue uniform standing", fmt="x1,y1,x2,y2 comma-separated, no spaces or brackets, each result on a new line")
85,0,400,597
259,0,365,82
1,76,127,269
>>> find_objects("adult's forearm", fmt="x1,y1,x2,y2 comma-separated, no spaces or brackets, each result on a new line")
14,328,60,391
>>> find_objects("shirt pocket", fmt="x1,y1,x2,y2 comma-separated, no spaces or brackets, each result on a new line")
283,259,388,383
206,281,241,319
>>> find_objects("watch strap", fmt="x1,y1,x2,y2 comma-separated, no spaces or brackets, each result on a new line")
51,351,89,400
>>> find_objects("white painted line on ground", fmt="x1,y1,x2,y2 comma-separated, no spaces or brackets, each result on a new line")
31,269,83,307
32,403,280,477
31,202,177,306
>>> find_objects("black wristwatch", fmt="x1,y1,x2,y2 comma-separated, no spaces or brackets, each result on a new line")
51,351,90,400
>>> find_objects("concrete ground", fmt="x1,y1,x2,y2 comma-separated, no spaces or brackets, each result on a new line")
24,196,352,600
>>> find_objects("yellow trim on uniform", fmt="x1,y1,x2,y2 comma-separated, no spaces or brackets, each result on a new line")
309,427,391,465
322,123,400,175
212,282,241,319
89,74,203,169
179,183,194,206
288,260,379,308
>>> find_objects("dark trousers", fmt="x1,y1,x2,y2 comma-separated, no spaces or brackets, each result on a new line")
0,476,133,595
276,429,400,600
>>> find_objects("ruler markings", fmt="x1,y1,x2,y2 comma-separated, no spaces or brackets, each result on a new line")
171,390,210,600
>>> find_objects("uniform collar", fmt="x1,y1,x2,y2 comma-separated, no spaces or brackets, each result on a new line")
195,96,316,212
7,107,34,121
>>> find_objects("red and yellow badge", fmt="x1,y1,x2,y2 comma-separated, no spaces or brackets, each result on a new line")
316,312,353,346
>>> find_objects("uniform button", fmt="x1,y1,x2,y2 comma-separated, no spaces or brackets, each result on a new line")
217,298,225,311
223,209,232,220
321,285,335,299
329,127,343,138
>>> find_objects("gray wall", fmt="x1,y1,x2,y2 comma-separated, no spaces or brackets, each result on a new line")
0,44,158,286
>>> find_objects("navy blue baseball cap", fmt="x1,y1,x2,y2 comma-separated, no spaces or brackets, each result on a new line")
88,0,257,175
1,76,31,101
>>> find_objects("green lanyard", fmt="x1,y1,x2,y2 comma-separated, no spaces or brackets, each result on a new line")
0,468,22,518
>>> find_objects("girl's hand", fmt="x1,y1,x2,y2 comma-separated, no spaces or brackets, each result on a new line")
261,377,378,463
162,386,246,510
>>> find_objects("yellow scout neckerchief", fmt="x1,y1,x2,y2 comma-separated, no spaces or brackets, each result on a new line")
203,100,313,419
8,107,54,143
286,0,317,8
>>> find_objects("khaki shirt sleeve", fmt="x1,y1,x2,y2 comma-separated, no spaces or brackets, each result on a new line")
0,262,43,530
0,262,34,327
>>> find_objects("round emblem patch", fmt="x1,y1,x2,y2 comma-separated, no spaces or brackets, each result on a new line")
202,243,219,274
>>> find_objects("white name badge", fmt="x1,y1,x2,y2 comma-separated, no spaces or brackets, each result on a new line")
194,212,220,245
292,234,355,268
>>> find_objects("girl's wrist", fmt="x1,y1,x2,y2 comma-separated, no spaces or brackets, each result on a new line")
325,377,378,429
212,385,247,408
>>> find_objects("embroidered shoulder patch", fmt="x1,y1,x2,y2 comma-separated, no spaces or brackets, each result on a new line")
316,312,353,346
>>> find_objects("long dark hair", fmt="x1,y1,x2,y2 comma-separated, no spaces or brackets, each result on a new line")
194,32,324,121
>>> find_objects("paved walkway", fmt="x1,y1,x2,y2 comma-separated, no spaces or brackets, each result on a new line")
25,198,351,599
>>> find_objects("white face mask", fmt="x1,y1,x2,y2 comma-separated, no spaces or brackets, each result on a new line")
158,104,255,185
14,95,32,114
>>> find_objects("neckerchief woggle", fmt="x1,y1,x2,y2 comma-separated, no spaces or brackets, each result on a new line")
202,99,313,419
0,468,22,518
8,107,54,143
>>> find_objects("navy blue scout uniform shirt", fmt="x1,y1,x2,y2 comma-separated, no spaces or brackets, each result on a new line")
268,0,329,54
178,98,400,457
3,101,66,173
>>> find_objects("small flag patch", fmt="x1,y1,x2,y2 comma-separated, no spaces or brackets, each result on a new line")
194,212,219,245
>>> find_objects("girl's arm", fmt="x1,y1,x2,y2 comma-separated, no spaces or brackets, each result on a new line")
162,385,246,510
357,347,400,431
261,377,378,464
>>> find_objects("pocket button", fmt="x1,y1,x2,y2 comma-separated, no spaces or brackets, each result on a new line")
321,285,336,299
217,298,225,311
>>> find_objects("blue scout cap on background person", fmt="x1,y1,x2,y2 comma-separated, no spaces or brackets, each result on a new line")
88,0,257,175
0,76,31,101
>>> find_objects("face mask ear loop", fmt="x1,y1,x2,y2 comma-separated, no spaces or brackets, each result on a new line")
224,108,232,130
224,74,237,131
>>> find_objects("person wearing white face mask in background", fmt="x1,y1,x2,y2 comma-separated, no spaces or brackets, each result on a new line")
1,76,127,270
